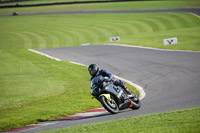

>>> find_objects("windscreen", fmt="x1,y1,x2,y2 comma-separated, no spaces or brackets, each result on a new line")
91,75,102,88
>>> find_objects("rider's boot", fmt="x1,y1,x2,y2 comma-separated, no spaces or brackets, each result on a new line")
119,80,136,99
124,86,139,102
124,86,136,99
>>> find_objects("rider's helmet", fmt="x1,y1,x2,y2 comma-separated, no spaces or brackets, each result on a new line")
88,64,99,76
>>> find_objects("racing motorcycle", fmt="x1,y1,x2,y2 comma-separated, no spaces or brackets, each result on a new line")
91,75,141,114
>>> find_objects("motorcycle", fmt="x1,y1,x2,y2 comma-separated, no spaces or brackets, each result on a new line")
91,75,141,114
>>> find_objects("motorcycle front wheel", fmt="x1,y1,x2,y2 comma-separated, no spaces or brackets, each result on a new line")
99,95,119,114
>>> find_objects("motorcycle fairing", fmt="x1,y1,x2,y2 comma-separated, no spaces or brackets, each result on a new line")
99,94,111,101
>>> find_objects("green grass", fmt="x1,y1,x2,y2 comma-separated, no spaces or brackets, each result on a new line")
0,0,198,7
43,107,200,133
0,50,93,130
1,13,200,50
0,0,200,16
0,0,107,6
0,49,138,131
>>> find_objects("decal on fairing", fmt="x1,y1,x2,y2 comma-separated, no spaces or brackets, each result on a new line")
99,94,111,101
117,90,123,98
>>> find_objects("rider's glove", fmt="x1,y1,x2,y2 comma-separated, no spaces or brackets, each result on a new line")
104,77,112,82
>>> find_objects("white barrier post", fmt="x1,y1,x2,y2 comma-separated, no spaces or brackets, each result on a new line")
81,43,90,46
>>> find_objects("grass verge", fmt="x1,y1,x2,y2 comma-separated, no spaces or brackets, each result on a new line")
43,107,200,133
0,0,108,7
0,49,94,130
0,0,200,16
0,49,138,131
1,13,200,51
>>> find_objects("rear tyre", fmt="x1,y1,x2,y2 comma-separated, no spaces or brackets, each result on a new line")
99,95,119,114
130,97,141,110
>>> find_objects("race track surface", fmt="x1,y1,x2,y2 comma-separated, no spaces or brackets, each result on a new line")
1,8,199,17
22,45,200,132
30,8,200,16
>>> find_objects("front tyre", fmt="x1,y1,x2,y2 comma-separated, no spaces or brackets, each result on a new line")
99,95,119,114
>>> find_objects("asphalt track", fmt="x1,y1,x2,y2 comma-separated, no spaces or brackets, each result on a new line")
15,8,200,132
19,44,200,133
26,8,200,16
0,8,200,17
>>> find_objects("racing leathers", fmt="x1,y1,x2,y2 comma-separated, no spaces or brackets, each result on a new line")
90,69,135,98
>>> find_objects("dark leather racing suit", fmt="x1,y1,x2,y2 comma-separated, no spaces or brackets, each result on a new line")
90,69,132,95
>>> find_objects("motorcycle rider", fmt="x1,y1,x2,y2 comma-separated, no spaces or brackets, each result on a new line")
88,64,135,98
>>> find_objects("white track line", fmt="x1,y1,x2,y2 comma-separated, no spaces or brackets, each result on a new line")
105,44,200,53
68,61,87,67
114,75,145,100
189,13,200,19
28,48,146,100
28,49,62,61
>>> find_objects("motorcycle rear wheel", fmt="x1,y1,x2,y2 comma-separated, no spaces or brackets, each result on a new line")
99,95,119,114
130,97,141,110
